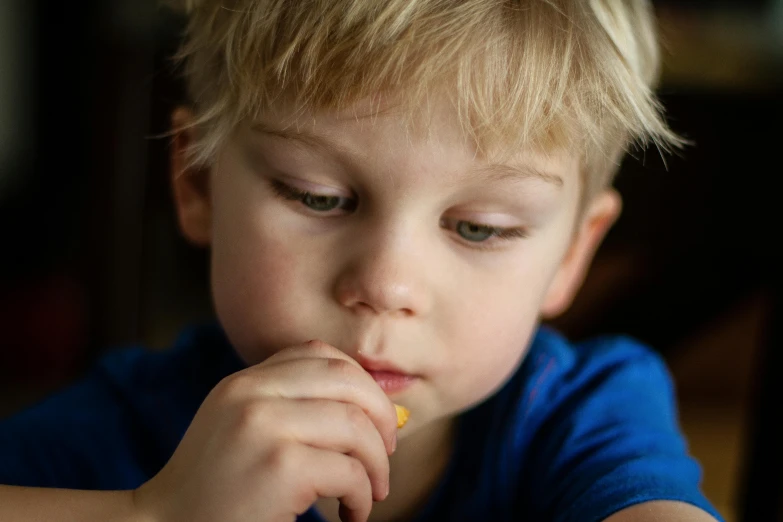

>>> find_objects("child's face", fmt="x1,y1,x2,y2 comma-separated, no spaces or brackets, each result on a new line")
172,98,619,434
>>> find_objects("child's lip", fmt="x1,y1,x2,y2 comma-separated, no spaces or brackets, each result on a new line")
357,354,411,375
357,355,418,393
366,370,417,394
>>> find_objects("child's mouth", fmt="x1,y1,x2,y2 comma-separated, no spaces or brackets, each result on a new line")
366,370,417,394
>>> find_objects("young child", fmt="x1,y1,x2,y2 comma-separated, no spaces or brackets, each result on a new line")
0,1,725,521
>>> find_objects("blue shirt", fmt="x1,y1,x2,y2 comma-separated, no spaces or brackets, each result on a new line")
0,324,723,521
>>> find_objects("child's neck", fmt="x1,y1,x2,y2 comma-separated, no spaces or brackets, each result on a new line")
315,416,456,522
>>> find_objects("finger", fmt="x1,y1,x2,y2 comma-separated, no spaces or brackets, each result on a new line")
244,357,399,454
265,341,400,436
267,398,390,502
300,447,374,522
263,340,364,369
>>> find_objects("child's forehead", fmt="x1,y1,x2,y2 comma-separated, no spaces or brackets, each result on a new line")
246,94,578,176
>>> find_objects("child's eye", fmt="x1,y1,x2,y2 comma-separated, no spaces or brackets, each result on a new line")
456,222,496,242
302,193,342,212
442,218,528,245
270,180,357,213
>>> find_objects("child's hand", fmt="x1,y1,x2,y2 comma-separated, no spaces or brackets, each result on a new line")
133,340,399,522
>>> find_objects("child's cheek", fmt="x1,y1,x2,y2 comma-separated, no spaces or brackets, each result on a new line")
453,316,536,409
431,279,544,414
210,225,313,365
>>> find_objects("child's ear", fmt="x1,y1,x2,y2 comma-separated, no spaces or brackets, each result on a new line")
170,107,212,247
541,189,622,319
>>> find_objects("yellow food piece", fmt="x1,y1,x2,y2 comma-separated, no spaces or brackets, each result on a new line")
395,404,410,428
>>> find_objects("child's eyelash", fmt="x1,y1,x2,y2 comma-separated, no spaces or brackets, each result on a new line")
269,180,357,212
488,227,528,240
269,179,309,201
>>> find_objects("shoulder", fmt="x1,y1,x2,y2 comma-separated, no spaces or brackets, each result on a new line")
0,323,242,490
464,328,724,522
478,328,681,464
527,326,668,376
508,327,677,425
512,328,687,472
95,323,243,406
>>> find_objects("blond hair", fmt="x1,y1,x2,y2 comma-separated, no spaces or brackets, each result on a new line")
167,0,681,199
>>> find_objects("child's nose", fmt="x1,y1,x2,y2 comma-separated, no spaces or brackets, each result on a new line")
332,232,432,317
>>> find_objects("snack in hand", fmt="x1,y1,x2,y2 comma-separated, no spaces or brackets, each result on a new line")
394,404,410,428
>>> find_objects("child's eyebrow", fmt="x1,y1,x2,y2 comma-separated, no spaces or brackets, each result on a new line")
462,164,564,188
250,123,564,188
250,122,352,156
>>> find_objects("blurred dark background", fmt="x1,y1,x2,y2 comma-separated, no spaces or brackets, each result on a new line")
0,1,781,520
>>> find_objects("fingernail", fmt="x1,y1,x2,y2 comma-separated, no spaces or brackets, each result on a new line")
385,481,390,499
391,431,397,454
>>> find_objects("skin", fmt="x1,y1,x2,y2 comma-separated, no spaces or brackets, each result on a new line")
0,97,718,522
